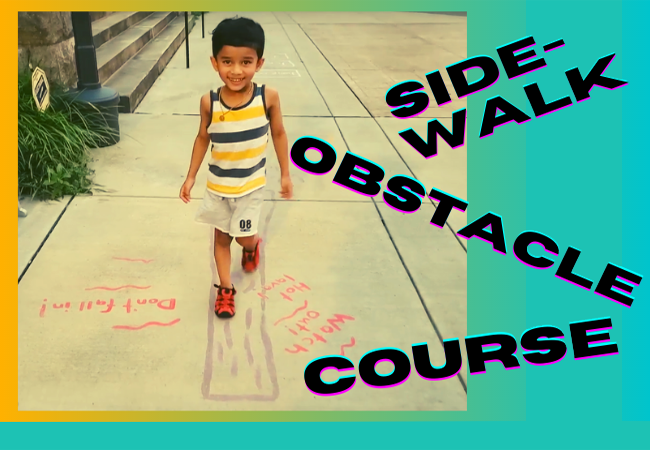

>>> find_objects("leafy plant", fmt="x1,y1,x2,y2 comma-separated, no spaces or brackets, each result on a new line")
18,70,119,200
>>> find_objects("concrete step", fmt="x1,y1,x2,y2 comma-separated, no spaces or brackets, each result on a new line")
96,12,178,85
92,11,153,49
90,12,113,22
105,14,197,113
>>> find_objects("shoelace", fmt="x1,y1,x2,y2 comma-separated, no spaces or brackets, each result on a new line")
216,295,234,312
215,285,235,312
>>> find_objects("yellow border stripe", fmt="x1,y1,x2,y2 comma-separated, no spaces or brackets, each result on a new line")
207,176,266,195
212,143,266,161
212,105,265,123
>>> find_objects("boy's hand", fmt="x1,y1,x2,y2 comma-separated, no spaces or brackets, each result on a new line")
280,175,293,199
180,177,195,203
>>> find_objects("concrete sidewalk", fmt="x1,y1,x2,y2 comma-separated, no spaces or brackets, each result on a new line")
18,11,468,411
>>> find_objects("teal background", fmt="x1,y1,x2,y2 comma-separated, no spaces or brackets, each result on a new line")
521,0,627,431
621,0,649,424
522,0,627,428
6,0,648,448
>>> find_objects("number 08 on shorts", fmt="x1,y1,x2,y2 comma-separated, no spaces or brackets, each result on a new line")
195,187,264,237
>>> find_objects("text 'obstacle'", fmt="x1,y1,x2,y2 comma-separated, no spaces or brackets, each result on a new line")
290,137,643,308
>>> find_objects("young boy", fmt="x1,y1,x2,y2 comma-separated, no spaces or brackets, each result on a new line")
179,16,293,319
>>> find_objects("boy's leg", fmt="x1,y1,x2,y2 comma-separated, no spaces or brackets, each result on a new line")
236,234,259,252
214,228,237,318
238,234,261,273
230,188,265,273
195,189,238,318
214,228,234,288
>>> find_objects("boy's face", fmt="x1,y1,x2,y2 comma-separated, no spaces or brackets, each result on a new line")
211,45,265,92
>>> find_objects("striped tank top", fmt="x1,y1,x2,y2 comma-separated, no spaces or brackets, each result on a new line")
206,83,269,198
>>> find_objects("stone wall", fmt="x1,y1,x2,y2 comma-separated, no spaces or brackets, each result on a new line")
18,12,77,88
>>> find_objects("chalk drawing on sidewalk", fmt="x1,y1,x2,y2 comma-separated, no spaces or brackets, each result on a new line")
201,193,359,402
255,276,357,357
202,198,280,402
113,318,181,330
38,257,180,334
281,308,356,355
253,273,358,356
38,297,176,316
259,69,301,78
257,275,309,301
85,285,151,291
340,337,357,356
112,257,154,263
273,300,308,326
263,60,296,68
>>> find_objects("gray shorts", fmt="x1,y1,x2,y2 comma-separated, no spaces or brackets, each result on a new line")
195,187,264,237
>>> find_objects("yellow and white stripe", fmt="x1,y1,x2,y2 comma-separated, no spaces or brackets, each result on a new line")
206,83,269,198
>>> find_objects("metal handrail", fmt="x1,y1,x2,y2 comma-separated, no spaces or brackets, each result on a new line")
185,12,206,69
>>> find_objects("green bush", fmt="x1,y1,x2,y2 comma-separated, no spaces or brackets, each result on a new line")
18,70,118,200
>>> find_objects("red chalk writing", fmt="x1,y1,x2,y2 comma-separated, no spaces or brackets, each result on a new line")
257,275,313,302
52,302,71,311
85,285,151,291
340,337,356,356
112,257,154,263
39,297,176,317
112,318,180,331
39,299,47,317
285,344,309,354
122,298,175,313
273,300,308,326
279,282,310,302
267,274,357,355
326,314,355,332
283,311,356,354
78,299,115,313
257,274,295,299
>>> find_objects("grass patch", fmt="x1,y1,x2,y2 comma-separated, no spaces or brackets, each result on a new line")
18,70,119,201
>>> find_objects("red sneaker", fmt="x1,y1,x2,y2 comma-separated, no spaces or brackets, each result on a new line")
241,239,261,273
215,284,236,318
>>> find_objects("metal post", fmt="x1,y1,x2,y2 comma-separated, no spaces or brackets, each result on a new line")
68,12,120,145
185,12,189,69
202,12,205,38
71,12,100,90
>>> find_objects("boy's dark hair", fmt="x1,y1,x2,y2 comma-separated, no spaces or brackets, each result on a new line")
211,16,265,59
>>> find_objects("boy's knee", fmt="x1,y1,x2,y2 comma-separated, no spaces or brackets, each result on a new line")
215,229,233,245
235,235,256,247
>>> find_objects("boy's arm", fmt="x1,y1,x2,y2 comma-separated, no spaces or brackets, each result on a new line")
266,87,293,198
186,93,212,180
180,94,211,203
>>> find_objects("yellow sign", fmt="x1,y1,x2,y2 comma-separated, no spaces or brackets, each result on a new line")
31,67,50,112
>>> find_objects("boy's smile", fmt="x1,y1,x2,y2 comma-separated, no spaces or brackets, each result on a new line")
211,45,265,95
